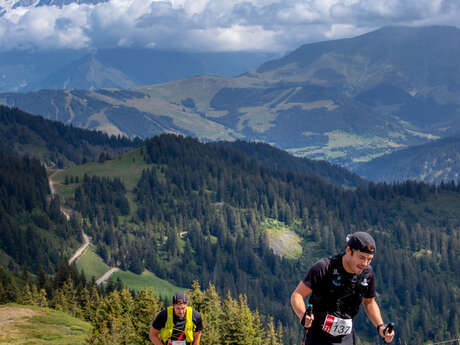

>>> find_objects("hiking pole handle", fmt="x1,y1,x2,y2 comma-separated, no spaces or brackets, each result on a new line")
301,304,313,345
301,304,313,326
383,322,395,344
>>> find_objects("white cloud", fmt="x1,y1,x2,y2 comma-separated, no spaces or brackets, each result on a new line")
188,24,279,51
0,0,460,52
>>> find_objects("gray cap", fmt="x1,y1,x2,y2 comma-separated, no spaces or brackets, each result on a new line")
346,232,376,254
172,292,188,304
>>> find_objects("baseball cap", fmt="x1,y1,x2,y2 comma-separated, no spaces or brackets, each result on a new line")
172,292,188,304
346,232,376,254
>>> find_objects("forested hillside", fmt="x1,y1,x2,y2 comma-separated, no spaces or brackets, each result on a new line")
1,131,459,344
0,153,82,272
0,105,143,168
53,134,459,345
213,140,366,188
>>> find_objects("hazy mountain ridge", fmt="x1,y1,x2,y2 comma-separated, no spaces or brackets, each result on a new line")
257,26,460,94
355,135,460,183
0,48,276,92
2,26,460,175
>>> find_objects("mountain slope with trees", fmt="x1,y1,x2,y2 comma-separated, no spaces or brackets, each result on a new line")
0,122,459,344
0,105,143,168
0,153,82,273
50,134,459,345
213,140,366,188
355,135,460,183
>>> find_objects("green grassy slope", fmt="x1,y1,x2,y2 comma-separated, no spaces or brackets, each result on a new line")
52,146,148,216
75,247,184,297
110,270,184,298
75,247,110,280
0,304,92,345
53,146,148,192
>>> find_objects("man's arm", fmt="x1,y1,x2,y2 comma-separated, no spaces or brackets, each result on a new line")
192,331,201,345
362,297,395,343
149,327,164,345
290,281,314,327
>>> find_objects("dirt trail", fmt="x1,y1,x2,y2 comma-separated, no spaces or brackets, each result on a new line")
68,232,91,265
48,170,71,220
48,171,91,265
96,267,120,285
48,170,119,284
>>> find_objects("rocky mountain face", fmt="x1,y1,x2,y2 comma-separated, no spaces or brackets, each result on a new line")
2,25,460,174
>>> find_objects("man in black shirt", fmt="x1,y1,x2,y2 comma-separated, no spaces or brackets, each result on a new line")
149,292,203,345
291,232,395,345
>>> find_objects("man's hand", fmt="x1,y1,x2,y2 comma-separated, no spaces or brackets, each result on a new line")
379,324,395,343
300,312,314,328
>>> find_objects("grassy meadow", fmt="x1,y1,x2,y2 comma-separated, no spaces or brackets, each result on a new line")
0,304,91,345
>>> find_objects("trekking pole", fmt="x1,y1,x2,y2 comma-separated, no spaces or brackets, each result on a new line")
301,304,313,345
381,322,395,344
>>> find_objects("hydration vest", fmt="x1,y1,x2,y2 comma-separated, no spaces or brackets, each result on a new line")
159,306,195,344
308,254,372,319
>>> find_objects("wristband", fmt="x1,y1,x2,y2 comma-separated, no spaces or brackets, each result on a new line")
376,323,385,333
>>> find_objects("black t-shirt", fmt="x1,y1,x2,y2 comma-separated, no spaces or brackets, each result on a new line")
302,254,376,345
152,308,203,344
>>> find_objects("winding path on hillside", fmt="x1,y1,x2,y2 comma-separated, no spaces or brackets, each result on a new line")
48,171,74,220
68,232,91,265
48,171,91,265
96,267,120,286
49,170,120,285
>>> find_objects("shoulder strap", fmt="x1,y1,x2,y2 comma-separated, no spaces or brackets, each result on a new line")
184,306,195,342
160,307,174,342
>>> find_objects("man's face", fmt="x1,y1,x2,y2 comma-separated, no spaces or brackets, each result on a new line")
173,301,187,318
345,246,374,274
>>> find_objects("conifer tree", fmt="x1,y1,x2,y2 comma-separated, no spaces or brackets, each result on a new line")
221,292,263,345
38,288,48,308
265,317,283,345
199,283,223,345
22,284,35,305
79,287,94,321
133,288,162,345
89,289,138,345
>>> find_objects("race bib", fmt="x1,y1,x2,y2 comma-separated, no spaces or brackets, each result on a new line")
322,314,353,337
172,341,186,345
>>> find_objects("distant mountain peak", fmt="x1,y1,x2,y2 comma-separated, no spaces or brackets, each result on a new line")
256,25,460,95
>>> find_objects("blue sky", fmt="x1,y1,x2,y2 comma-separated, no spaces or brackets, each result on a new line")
1,0,459,52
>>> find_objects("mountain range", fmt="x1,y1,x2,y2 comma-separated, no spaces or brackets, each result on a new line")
0,48,276,92
2,25,460,178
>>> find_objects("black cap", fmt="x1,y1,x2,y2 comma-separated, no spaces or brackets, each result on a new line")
172,292,188,304
346,232,376,254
